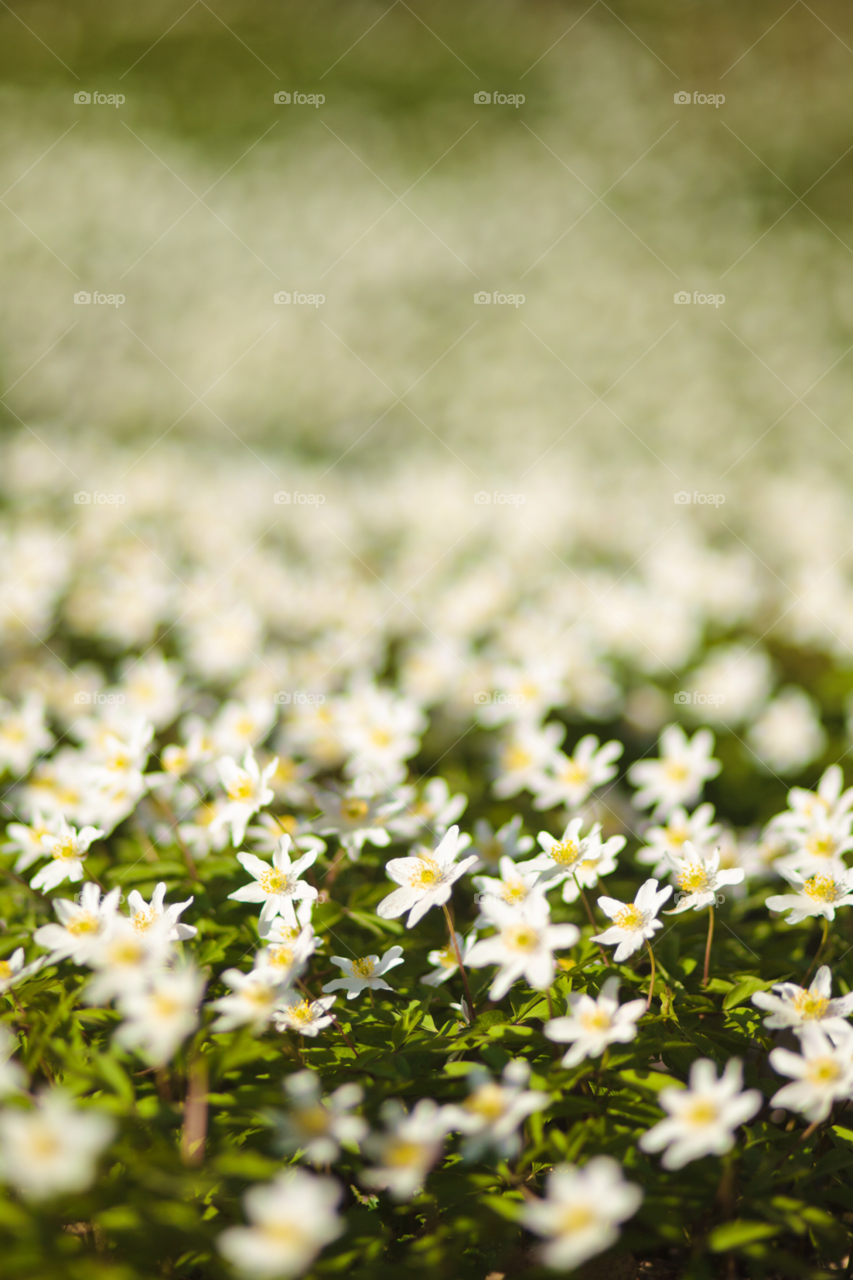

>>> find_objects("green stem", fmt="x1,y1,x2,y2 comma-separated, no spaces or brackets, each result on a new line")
645,939,656,1011
702,905,715,987
573,874,611,966
803,916,830,986
442,904,475,1018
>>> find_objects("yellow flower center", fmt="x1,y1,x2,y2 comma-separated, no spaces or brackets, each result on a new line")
340,798,369,822
273,814,299,836
296,1104,330,1136
53,837,80,862
550,839,580,867
560,761,589,786
246,982,278,1008
29,1126,62,1160
109,938,146,965
285,998,314,1024
808,1057,841,1085
268,944,295,967
614,905,644,930
436,946,456,969
794,991,830,1019
503,746,532,772
67,914,99,936
804,874,839,903
684,1098,719,1127
351,957,375,979
505,925,540,952
411,859,441,889
151,992,182,1018
262,1222,305,1247
132,907,158,933
502,881,527,904
260,868,289,895
385,1139,424,1168
666,826,688,847
465,1084,507,1121
580,1006,613,1032
677,864,711,894
806,833,836,860
227,775,255,802
0,962,12,980
275,758,298,783
370,728,393,747
558,1204,596,1234
162,746,188,774
480,838,502,865
665,761,690,782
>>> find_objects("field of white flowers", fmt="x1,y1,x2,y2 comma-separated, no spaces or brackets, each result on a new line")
2,2,853,1278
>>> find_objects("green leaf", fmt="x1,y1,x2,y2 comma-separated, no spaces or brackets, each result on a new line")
709,1221,781,1251
482,1193,524,1222
723,977,773,1010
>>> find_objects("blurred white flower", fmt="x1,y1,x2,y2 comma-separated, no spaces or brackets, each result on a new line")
639,1058,761,1169
520,1157,642,1271
211,747,278,846
115,965,205,1065
529,734,624,811
467,895,579,999
545,977,646,1067
31,819,104,891
770,1025,853,1121
628,725,721,818
0,1089,114,1200
218,1168,343,1278
752,966,853,1038
361,1099,449,1200
747,687,826,776
278,1071,367,1165
441,1060,548,1159
33,882,121,962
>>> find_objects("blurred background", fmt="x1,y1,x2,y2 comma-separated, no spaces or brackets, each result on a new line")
1,0,853,822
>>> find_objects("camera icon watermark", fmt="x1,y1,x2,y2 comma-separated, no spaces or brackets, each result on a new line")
274,691,326,706
74,91,125,107
475,691,526,706
74,291,125,307
73,491,125,506
673,491,725,506
274,491,325,506
674,91,725,107
674,291,725,307
674,691,726,707
474,491,525,506
474,291,525,306
74,691,126,706
273,91,325,107
274,292,325,307
474,92,525,107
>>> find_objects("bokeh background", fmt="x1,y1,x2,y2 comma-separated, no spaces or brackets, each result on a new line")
2,0,853,831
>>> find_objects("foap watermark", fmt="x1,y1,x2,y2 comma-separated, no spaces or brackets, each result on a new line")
74,291,125,307
474,92,525,107
674,291,725,307
674,91,725,108
674,491,725,506
74,491,125,506
274,491,325,506
674,891,727,908
274,291,325,307
74,691,125,706
74,91,125,107
274,691,325,706
474,691,526,706
674,691,726,708
474,291,525,307
474,491,525,506
273,91,325,107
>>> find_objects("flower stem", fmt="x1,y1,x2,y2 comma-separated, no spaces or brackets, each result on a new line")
180,1054,208,1166
442,904,475,1018
645,939,656,1011
803,916,830,985
573,874,611,967
702,905,715,987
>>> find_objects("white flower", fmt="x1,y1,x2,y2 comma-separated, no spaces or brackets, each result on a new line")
84,917,174,1004
376,825,477,928
468,815,533,872
530,734,624,811
336,683,426,785
314,780,403,860
421,930,478,986
665,843,745,913
271,992,337,1038
127,881,197,941
769,1025,853,1121
766,867,853,923
218,1168,344,1278
0,1025,27,1096
211,697,276,757
637,803,721,877
210,967,288,1032
493,721,565,800
211,748,278,846
254,924,317,987
116,651,184,729
441,1060,548,1159
33,882,121,962
521,818,625,904
467,896,579,1000
228,835,319,930
520,1157,642,1271
2,811,62,872
772,827,852,882
545,977,646,1067
0,1089,115,1200
593,879,672,962
628,725,721,818
639,1058,761,1169
246,811,325,859
0,947,45,993
752,966,853,1039
0,695,52,776
769,764,853,839
278,1071,367,1165
115,965,206,1065
473,855,547,915
31,819,105,891
388,776,467,840
362,1099,450,1200
747,687,826,777
322,946,404,1000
